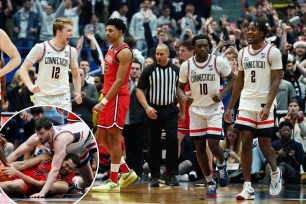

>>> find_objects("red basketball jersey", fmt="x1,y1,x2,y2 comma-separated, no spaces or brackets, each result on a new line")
103,43,132,95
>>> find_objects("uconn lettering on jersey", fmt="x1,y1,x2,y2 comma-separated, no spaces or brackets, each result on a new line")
244,61,266,69
190,74,216,82
45,57,69,66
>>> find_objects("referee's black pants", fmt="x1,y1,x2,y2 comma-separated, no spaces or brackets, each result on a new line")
147,103,179,178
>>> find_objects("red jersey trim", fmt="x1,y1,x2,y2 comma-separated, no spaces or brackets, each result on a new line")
247,43,268,56
47,41,66,52
37,42,46,63
192,55,211,69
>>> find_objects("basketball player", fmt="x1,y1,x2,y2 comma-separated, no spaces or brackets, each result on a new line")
0,29,21,116
177,34,236,197
224,20,283,200
18,18,82,111
7,117,97,198
0,152,79,197
92,18,137,192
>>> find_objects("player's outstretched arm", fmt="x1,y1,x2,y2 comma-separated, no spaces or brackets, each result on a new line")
0,29,21,77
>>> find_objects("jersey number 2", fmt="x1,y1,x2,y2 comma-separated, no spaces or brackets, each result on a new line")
52,66,60,79
200,83,208,95
251,70,256,83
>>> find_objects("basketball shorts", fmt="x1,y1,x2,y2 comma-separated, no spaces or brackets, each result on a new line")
178,105,190,135
235,109,275,137
35,92,71,111
98,94,130,129
189,103,223,140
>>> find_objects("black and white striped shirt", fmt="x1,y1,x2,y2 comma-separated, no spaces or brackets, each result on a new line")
137,62,179,106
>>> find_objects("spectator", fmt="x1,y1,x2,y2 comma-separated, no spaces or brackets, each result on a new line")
64,0,82,47
264,121,304,184
122,59,146,177
79,59,95,84
34,0,65,42
70,68,99,129
13,0,39,57
129,0,157,56
84,14,106,49
109,3,128,25
157,5,177,37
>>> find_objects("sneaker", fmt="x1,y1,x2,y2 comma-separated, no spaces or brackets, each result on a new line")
236,184,255,200
118,170,138,188
206,181,217,198
91,179,120,193
270,167,282,196
150,177,160,187
193,178,207,187
218,163,229,187
165,175,180,186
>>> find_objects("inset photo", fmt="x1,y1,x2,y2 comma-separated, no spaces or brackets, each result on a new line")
0,106,98,203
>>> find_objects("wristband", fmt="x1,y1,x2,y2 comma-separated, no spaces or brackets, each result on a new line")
101,98,108,105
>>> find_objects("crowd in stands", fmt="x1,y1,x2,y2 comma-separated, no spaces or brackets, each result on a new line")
2,0,306,187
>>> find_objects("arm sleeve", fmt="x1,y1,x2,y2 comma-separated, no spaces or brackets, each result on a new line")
70,47,78,69
179,61,188,83
26,43,44,64
237,49,244,71
216,57,232,77
269,47,283,70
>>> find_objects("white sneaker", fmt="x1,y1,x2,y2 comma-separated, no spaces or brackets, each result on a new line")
270,167,282,196
236,184,255,200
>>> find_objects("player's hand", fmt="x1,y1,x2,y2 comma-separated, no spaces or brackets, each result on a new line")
0,133,7,149
74,92,82,104
211,94,223,103
93,102,104,113
145,106,157,120
224,109,233,123
30,192,46,198
3,166,17,177
28,84,40,93
186,96,194,105
260,106,270,121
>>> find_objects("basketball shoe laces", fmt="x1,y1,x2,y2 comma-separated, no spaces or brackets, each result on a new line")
219,168,226,179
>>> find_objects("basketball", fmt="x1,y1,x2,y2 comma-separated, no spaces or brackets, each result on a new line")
0,165,13,182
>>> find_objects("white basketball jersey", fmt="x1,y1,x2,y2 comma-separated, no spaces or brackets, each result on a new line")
45,122,90,153
239,44,282,111
186,55,231,107
36,41,71,96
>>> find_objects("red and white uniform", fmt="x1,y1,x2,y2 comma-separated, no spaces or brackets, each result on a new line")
98,43,132,129
179,55,231,138
235,44,282,130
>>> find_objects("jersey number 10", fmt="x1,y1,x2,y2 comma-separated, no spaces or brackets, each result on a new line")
200,83,208,95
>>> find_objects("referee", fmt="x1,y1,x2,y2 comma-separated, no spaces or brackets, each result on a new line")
136,44,183,187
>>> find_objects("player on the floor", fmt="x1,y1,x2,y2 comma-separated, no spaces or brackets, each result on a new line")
6,117,97,198
0,152,79,197
224,19,283,200
177,34,236,197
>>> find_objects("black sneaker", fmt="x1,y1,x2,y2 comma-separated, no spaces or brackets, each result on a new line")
194,178,207,187
165,175,180,186
150,177,160,187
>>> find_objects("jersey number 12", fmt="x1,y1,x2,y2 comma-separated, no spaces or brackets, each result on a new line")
52,66,60,79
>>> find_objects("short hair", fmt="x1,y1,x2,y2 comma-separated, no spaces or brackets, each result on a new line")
192,34,213,50
249,19,268,39
79,59,90,65
106,18,126,34
53,18,73,37
94,74,104,83
279,121,293,131
124,37,136,49
180,40,193,51
34,117,53,131
30,107,44,116
132,58,142,70
64,153,80,167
